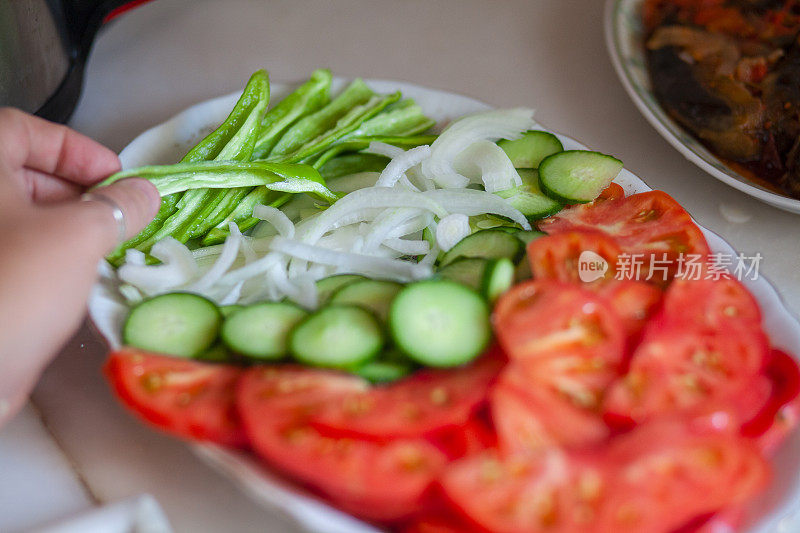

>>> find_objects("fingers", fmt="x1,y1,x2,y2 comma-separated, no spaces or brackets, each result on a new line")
0,107,121,187
21,168,82,203
49,178,161,255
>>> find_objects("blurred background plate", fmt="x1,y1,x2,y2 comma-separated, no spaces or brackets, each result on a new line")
604,0,800,214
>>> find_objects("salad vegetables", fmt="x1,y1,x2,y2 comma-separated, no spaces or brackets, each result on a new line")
100,70,800,532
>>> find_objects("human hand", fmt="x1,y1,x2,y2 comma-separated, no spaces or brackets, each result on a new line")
0,108,160,425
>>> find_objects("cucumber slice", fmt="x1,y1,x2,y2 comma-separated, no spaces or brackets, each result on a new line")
481,258,515,303
316,274,366,305
440,229,523,266
123,293,222,358
290,305,384,369
437,257,489,291
496,169,563,220
512,229,547,246
497,130,564,168
196,343,234,362
389,280,491,367
220,305,244,318
538,150,623,204
355,360,415,384
221,302,307,360
329,279,403,322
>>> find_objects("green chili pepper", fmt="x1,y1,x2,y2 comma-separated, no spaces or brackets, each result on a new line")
269,78,376,158
251,69,332,159
278,91,402,164
201,191,292,246
311,134,438,169
342,99,435,139
117,70,270,251
318,153,391,180
100,160,336,202
202,69,333,241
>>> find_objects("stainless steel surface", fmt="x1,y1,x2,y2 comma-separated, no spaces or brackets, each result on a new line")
0,0,70,112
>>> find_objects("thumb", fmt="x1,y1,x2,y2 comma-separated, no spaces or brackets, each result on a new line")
59,177,161,254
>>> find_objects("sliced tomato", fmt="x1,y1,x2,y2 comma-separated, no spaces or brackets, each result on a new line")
236,365,447,522
401,510,482,533
597,182,626,202
598,421,769,533
604,324,768,425
104,348,246,447
310,348,504,441
662,275,762,332
527,230,623,288
441,449,608,533
493,360,613,453
429,414,497,460
598,280,663,345
539,191,710,285
743,349,800,455
493,279,625,365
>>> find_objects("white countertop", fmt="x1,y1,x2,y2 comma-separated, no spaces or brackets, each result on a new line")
5,0,799,531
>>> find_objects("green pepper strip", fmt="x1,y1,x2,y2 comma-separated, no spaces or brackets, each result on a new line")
175,70,271,241
251,69,332,159
100,160,337,203
199,69,334,240
204,79,398,244
311,134,438,169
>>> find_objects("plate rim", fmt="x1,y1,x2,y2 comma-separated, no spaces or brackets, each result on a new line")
603,0,800,214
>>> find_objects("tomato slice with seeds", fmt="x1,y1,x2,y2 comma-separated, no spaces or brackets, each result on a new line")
429,414,497,460
662,275,762,332
539,191,709,284
441,449,607,533
598,421,769,533
236,366,447,522
597,182,625,202
310,348,504,441
603,324,768,425
104,349,247,447
493,279,625,364
493,359,614,453
743,349,800,455
598,280,663,344
527,230,623,288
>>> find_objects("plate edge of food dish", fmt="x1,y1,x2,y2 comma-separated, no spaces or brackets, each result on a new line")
88,76,800,533
603,0,800,214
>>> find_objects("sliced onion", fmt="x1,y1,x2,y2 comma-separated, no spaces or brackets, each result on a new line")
253,204,295,238
383,238,430,255
270,237,432,281
188,222,242,292
423,188,531,230
454,140,521,193
436,213,471,252
375,144,431,188
362,208,425,253
296,187,447,245
366,141,405,159
422,108,535,188
119,238,199,295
